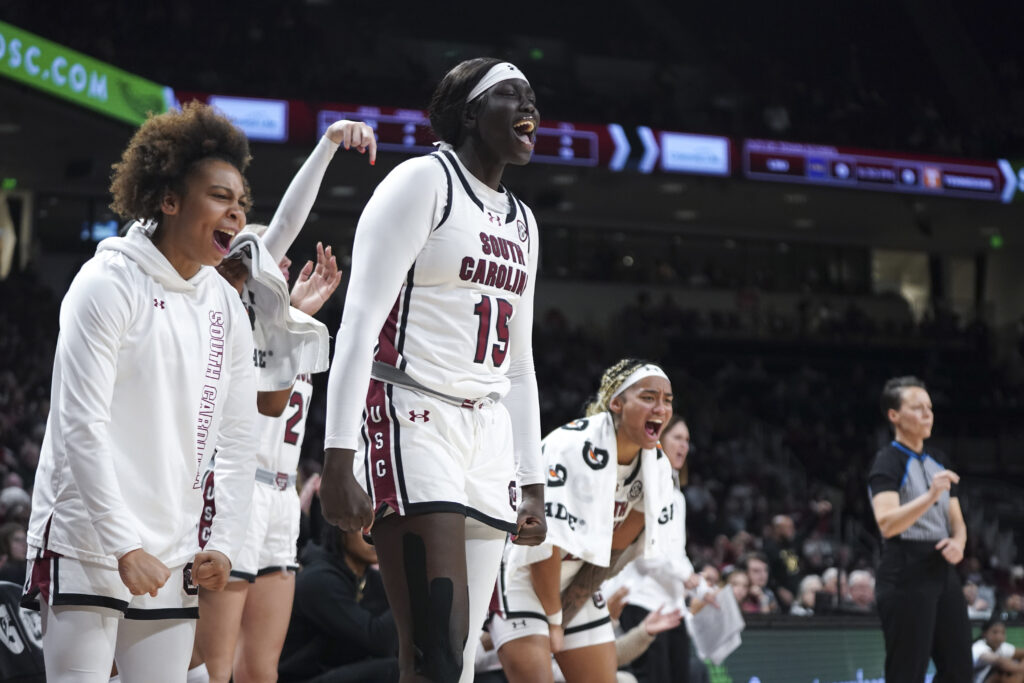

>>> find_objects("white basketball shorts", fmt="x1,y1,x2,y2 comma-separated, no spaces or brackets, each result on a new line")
198,469,299,582
489,558,614,652
355,380,518,533
23,552,198,619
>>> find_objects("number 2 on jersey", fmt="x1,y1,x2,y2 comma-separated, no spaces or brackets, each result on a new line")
473,295,513,366
283,391,304,445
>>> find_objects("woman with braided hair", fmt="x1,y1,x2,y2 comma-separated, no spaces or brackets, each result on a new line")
490,359,680,683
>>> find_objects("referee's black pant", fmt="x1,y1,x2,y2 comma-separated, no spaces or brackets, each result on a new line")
875,538,972,683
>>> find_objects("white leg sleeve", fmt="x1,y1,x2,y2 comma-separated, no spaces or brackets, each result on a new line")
113,618,196,683
460,521,507,683
41,603,118,683
186,663,210,683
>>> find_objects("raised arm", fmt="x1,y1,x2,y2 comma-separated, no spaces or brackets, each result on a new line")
262,121,376,263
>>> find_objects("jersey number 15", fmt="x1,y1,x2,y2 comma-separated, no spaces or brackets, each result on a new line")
473,295,513,367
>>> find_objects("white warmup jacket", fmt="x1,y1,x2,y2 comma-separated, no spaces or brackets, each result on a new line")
28,224,257,569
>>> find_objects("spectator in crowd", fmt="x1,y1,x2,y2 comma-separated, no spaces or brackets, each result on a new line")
697,563,721,589
1002,593,1024,621
725,570,750,606
845,570,876,613
966,581,995,620
762,502,831,610
0,486,30,521
0,522,27,584
789,574,823,616
278,509,398,682
972,617,1024,683
821,567,847,601
738,552,779,614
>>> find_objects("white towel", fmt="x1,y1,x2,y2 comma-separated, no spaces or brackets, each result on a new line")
510,411,677,568
228,233,330,391
602,488,701,613
688,581,744,665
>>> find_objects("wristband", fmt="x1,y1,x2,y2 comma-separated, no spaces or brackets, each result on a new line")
546,610,563,626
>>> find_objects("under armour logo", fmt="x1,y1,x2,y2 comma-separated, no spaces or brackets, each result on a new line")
486,211,501,225
409,410,430,423
153,299,165,309
512,619,527,629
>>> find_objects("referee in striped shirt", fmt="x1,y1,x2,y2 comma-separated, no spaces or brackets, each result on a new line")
868,376,971,682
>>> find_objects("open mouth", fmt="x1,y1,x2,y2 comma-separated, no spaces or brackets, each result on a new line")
213,228,236,255
644,420,663,439
513,118,536,147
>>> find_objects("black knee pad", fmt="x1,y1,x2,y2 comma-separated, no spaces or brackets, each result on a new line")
404,532,465,682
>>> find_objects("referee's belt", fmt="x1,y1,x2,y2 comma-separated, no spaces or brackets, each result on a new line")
371,361,501,409
255,467,297,491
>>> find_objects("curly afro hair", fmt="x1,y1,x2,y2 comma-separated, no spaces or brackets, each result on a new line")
428,57,502,148
109,100,252,221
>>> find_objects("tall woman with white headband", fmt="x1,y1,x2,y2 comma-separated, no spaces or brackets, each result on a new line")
319,58,547,683
491,359,679,683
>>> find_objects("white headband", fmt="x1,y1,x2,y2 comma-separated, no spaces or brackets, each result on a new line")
610,364,670,401
466,62,530,103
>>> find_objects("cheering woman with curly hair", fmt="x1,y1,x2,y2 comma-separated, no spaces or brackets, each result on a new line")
24,102,258,683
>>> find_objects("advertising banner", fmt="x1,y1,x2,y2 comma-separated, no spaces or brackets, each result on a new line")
0,21,173,125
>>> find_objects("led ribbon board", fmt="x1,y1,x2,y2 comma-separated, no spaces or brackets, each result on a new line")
744,138,1015,203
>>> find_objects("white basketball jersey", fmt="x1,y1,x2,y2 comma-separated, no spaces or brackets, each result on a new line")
374,151,537,400
255,373,314,473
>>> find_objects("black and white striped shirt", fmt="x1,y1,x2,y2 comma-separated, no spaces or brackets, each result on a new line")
868,441,956,542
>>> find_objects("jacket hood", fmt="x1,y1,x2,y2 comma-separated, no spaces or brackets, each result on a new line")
97,221,214,293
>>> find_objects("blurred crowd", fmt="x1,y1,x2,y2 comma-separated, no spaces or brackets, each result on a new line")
4,262,1024,625
0,271,56,587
